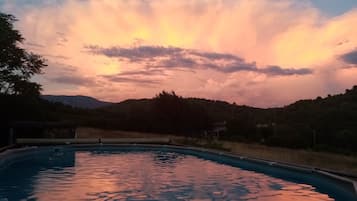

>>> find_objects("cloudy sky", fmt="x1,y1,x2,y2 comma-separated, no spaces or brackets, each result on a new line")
1,0,357,107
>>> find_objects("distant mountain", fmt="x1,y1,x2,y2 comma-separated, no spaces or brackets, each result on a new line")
41,95,112,109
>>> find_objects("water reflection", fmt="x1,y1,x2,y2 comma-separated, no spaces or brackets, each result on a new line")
153,151,184,165
0,148,75,200
0,149,342,200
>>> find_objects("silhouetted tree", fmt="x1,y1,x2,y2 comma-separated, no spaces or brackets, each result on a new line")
0,13,46,96
152,91,211,134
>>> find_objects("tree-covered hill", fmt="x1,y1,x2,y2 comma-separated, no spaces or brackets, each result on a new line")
41,95,112,109
1,87,357,153
91,88,357,153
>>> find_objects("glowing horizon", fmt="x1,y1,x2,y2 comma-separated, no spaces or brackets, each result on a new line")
1,0,357,107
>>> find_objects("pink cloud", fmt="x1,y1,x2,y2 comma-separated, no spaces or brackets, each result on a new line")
2,0,357,107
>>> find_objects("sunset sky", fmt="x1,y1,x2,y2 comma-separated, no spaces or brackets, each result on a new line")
1,0,357,107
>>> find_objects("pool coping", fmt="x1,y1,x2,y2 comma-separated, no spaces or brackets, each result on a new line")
173,144,357,195
4,139,357,196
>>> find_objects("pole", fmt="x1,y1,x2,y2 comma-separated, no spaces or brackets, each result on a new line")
8,127,14,145
312,129,316,148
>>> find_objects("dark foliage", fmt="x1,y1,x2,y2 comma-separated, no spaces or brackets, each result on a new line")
0,13,46,96
2,87,357,154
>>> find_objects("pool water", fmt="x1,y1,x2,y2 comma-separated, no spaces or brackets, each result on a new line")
0,146,356,200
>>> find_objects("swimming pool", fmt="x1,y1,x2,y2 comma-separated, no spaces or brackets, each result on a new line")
0,145,356,200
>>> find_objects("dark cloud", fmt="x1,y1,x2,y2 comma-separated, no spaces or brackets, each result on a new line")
152,57,197,68
340,49,357,65
214,62,257,73
190,51,241,61
100,68,164,86
48,75,96,86
115,69,166,76
86,45,183,62
259,65,313,76
43,54,70,60
102,74,160,86
86,45,313,76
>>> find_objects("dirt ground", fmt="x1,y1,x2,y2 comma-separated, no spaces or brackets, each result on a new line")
77,127,357,176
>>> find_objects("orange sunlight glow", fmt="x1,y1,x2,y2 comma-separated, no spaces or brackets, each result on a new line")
2,0,357,107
